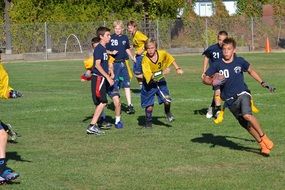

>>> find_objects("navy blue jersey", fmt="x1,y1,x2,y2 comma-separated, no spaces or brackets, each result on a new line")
92,43,109,76
205,57,250,102
202,43,223,65
106,34,130,61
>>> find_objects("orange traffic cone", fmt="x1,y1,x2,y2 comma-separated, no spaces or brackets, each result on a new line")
265,37,271,53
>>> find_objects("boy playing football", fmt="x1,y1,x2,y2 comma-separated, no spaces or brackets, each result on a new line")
141,39,183,127
0,50,22,99
86,26,114,135
0,120,19,184
81,37,100,82
203,37,274,156
202,31,259,124
127,20,148,89
107,20,136,114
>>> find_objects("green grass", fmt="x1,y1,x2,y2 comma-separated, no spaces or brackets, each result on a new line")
1,53,285,189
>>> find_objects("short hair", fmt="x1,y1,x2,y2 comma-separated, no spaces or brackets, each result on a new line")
96,26,110,38
218,30,228,36
127,20,137,28
91,37,100,46
113,20,124,29
222,37,236,48
145,38,158,49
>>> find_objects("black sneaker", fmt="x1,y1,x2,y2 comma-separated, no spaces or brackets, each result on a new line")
0,121,18,142
165,112,175,122
6,124,18,141
9,90,22,98
126,104,135,114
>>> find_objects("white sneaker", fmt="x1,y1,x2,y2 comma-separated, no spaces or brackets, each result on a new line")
206,106,213,119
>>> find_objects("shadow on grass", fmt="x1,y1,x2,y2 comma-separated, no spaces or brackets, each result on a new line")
3,181,21,185
82,115,114,124
131,88,141,94
7,151,31,162
191,133,260,155
193,107,208,115
137,115,172,128
106,102,129,113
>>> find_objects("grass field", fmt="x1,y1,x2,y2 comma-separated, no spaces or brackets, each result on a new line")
1,52,285,189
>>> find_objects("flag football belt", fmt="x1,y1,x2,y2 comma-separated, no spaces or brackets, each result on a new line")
226,91,251,102
153,70,164,82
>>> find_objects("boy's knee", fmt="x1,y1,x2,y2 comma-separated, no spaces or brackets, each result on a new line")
243,114,253,121
112,96,121,106
146,106,153,112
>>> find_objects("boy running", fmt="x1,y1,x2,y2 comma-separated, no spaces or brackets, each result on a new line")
141,39,183,127
202,31,259,124
203,37,274,156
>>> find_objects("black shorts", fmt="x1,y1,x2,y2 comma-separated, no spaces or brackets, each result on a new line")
91,75,109,105
228,93,252,128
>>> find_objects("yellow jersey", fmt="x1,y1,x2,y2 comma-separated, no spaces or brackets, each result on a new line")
142,50,175,84
0,63,13,99
83,56,93,69
132,30,148,54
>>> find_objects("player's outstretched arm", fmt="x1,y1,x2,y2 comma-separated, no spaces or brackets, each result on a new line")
247,65,263,84
248,65,276,93
172,61,183,74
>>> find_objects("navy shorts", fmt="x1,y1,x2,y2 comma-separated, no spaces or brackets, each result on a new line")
113,61,130,88
107,83,120,98
228,93,252,128
141,79,171,108
133,55,143,75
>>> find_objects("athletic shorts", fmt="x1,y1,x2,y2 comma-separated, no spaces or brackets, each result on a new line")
91,75,109,105
141,79,171,108
133,55,143,75
107,83,120,98
113,61,130,88
228,93,252,128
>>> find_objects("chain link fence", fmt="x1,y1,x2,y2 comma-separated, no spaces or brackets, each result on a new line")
1,16,285,59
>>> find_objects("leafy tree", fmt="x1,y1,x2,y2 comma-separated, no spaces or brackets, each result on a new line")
213,0,229,17
270,0,285,16
236,0,269,17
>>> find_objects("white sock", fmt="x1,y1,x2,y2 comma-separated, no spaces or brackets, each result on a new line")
115,116,121,124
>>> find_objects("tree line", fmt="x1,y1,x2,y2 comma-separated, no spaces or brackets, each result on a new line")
1,0,285,25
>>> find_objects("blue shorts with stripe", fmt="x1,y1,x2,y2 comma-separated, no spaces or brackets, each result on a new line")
141,79,171,108
133,55,143,75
